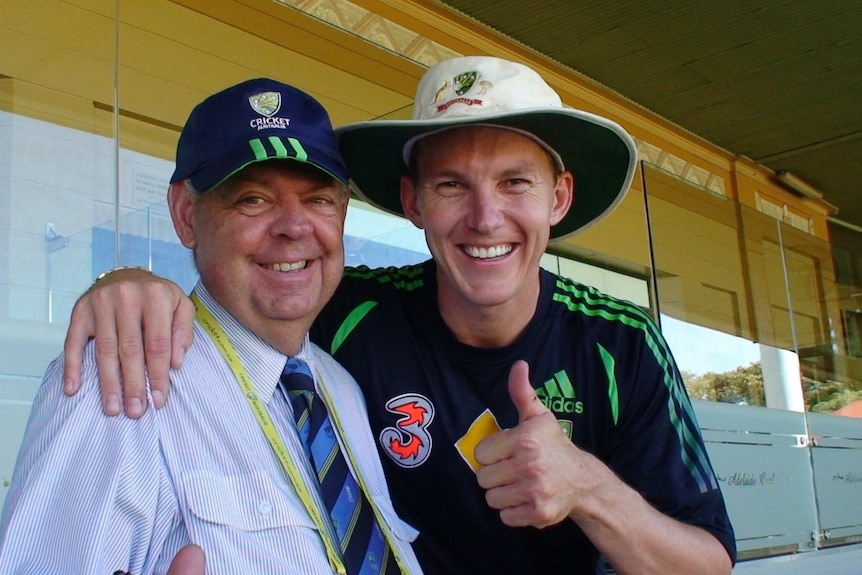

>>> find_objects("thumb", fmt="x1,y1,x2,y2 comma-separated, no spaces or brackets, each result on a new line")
508,360,548,423
167,544,206,575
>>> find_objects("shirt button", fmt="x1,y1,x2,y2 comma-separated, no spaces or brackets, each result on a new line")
258,501,273,515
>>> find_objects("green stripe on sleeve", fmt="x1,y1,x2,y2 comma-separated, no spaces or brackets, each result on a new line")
596,343,619,425
552,279,716,492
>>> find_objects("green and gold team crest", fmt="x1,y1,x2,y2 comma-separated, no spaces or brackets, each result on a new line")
248,91,281,117
453,71,477,95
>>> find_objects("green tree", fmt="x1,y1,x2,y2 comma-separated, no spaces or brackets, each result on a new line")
682,363,764,406
804,375,862,412
683,361,862,413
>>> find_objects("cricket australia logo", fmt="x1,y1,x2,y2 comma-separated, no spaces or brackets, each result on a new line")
433,70,493,113
248,91,290,130
249,91,281,116
379,393,435,468
453,71,477,95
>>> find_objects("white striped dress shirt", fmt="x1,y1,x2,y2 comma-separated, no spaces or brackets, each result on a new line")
0,284,420,575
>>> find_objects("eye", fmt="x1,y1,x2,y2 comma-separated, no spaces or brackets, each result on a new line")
304,188,347,214
501,178,532,193
308,195,334,205
430,180,468,197
230,193,271,215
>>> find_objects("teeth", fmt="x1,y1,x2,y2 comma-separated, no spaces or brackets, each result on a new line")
464,245,512,259
266,261,307,272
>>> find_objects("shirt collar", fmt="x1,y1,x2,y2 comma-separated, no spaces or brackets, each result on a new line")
192,282,311,403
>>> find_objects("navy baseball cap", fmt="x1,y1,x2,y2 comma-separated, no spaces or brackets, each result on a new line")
171,78,349,192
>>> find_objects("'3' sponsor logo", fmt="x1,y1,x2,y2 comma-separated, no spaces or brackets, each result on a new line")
379,394,435,468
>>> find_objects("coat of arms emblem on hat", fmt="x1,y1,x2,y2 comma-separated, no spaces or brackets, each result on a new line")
248,92,281,117
453,71,477,95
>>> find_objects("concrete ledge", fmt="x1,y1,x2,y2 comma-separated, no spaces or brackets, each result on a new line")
733,544,862,574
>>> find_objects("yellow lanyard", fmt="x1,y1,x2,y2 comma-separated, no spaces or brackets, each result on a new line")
190,292,408,575
191,292,345,574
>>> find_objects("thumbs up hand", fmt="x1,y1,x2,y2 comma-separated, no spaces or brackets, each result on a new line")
508,360,550,423
475,360,591,528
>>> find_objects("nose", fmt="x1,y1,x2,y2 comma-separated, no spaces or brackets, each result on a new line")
466,186,505,234
272,196,313,238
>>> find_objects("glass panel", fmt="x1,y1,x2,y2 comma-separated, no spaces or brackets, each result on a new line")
776,220,862,551
806,412,862,548
541,254,650,308
644,164,749,335
775,218,842,412
695,401,818,558
643,163,823,558
548,160,654,312
643,163,771,405
802,221,862,415
1,0,120,505
344,201,429,267
661,316,763,405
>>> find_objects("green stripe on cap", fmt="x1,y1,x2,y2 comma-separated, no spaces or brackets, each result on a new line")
287,137,308,162
250,137,299,160
243,136,330,180
256,136,308,162
268,136,289,158
249,138,267,160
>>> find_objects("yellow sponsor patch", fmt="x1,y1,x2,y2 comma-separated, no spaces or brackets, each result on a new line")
455,409,502,473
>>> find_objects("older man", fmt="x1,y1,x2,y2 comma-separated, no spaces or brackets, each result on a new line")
62,56,735,574
0,79,421,575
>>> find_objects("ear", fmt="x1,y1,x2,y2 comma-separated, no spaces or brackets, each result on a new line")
168,182,198,249
399,174,425,229
549,171,574,227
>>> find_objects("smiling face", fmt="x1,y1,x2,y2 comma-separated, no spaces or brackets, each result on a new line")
169,160,348,354
401,126,573,341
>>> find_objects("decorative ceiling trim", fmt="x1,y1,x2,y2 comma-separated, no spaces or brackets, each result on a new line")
639,141,727,199
274,0,728,201
274,0,460,66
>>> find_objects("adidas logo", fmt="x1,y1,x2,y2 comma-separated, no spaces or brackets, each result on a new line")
536,370,584,415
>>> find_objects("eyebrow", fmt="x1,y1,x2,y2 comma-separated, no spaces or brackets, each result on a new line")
220,171,343,198
424,164,542,179
499,164,542,177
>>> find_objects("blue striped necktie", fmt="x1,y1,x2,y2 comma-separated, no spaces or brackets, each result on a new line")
280,358,399,575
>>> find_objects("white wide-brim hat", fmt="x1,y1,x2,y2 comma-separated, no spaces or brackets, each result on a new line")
335,55,638,240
